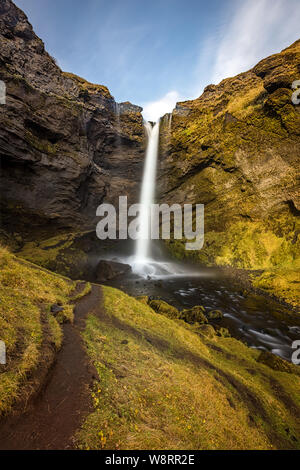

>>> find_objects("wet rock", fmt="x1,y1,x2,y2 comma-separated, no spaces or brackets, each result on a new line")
95,260,132,282
154,281,163,288
207,309,223,320
180,306,208,325
149,299,180,320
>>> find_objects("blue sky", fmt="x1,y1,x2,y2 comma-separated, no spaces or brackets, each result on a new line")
14,0,300,120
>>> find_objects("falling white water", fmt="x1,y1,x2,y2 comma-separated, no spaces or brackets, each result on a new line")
130,118,205,279
135,120,160,262
111,117,209,279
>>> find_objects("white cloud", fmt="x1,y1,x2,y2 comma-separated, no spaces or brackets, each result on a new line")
212,0,300,85
142,91,180,122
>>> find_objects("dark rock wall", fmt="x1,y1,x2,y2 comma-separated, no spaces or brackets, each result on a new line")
0,0,145,237
158,40,300,273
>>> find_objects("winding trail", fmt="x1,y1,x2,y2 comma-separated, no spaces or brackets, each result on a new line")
0,284,103,450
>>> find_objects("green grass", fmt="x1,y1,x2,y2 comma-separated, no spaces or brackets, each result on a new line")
71,282,92,302
77,286,300,450
17,232,88,278
0,245,76,415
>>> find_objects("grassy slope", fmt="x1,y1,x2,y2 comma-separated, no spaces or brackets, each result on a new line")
16,232,88,278
0,245,77,415
0,245,299,450
77,286,300,450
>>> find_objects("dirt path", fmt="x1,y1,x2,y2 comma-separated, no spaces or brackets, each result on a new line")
0,284,102,450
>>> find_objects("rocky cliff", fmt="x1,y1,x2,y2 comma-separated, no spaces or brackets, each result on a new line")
159,40,300,306
0,0,145,242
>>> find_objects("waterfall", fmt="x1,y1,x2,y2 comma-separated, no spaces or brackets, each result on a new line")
132,118,198,279
135,120,160,262
118,116,200,279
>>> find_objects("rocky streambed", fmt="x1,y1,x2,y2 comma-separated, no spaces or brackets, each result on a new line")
97,256,300,363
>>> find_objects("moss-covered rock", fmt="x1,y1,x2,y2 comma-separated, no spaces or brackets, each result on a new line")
215,327,231,338
251,268,300,308
17,232,88,278
256,350,296,374
195,324,216,339
207,309,223,320
148,299,180,319
180,306,208,324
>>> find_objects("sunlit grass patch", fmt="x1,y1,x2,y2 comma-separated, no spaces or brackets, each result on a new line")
78,286,300,450
0,245,75,415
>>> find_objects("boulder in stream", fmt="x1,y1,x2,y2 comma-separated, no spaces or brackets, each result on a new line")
95,260,132,282
180,306,208,324
207,309,223,320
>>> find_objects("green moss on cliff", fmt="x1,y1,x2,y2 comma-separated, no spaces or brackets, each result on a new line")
252,269,300,308
165,216,299,306
62,72,112,99
162,41,300,307
25,130,58,155
18,233,88,278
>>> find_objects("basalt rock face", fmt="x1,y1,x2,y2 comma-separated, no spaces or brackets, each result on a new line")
159,40,300,306
0,0,145,239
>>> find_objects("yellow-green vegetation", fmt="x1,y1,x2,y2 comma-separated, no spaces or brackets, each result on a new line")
166,218,300,307
56,304,75,325
161,41,300,308
252,269,300,308
180,306,208,324
135,295,149,305
71,282,92,302
62,72,112,99
0,245,76,415
257,351,296,374
148,299,180,319
77,286,300,450
25,130,58,156
18,232,88,278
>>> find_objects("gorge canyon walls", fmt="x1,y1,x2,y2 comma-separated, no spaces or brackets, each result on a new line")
0,0,145,242
158,40,300,305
